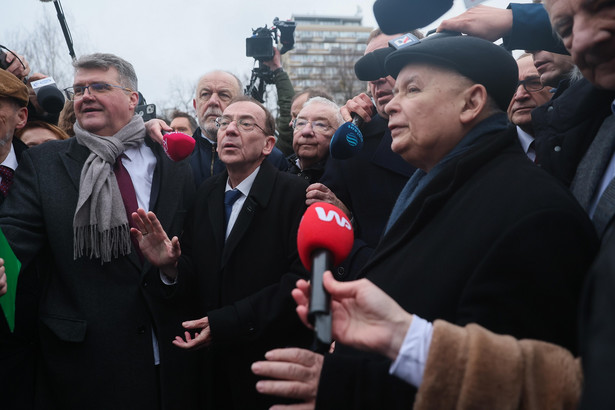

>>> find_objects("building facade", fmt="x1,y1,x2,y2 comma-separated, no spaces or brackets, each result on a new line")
283,14,372,104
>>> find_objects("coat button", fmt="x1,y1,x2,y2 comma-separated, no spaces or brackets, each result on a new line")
137,325,146,334
336,267,345,277
554,146,561,152
547,105,554,112
143,281,148,287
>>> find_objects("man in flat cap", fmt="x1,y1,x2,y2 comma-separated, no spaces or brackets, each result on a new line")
0,69,29,205
253,34,598,409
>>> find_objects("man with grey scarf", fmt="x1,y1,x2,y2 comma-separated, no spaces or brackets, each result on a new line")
0,53,200,409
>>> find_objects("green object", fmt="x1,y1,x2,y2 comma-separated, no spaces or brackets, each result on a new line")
0,227,20,332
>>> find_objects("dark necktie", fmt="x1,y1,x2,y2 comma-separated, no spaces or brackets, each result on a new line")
224,188,242,227
0,165,14,198
114,156,142,260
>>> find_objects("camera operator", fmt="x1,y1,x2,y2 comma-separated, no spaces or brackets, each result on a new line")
261,47,295,156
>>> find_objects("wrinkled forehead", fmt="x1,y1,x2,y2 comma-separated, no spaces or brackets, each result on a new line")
223,100,265,121
197,72,240,94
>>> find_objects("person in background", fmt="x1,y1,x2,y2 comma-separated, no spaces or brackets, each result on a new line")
15,120,70,147
169,109,197,135
286,97,343,184
507,53,553,161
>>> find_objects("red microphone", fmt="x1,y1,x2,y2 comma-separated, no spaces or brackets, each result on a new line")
297,202,354,349
162,132,195,161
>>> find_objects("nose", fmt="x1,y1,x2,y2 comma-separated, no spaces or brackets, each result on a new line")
81,86,95,101
384,94,398,116
513,83,530,100
301,121,315,136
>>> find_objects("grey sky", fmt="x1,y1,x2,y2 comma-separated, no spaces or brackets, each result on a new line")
2,0,534,110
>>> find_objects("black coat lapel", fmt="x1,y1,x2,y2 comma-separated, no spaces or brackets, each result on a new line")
221,161,277,268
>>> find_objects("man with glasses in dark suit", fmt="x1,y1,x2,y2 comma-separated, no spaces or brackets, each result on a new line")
133,96,313,410
0,52,199,409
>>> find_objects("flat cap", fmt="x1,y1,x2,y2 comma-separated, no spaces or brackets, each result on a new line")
0,70,29,107
384,35,518,111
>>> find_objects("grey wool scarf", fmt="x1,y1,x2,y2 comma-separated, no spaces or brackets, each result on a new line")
73,115,146,263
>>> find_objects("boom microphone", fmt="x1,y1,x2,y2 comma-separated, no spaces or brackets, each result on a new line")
162,132,195,161
329,114,365,160
297,202,354,350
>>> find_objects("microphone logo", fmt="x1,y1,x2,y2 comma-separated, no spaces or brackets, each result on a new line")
315,206,352,230
345,123,361,147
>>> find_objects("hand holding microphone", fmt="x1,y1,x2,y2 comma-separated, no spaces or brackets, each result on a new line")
297,202,354,351
330,93,375,160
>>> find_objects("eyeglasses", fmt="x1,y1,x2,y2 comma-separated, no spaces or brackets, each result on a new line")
215,116,267,134
293,119,332,134
64,83,134,101
516,77,545,93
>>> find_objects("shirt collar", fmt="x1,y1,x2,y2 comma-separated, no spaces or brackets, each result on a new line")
225,165,260,197
1,143,18,171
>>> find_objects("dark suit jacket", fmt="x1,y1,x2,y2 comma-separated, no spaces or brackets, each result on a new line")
316,125,598,409
0,135,200,410
178,160,313,410
320,114,414,279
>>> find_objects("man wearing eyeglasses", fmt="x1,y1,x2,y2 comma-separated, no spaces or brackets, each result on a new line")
507,54,554,162
133,96,312,409
287,97,343,184
0,53,200,409
146,70,288,188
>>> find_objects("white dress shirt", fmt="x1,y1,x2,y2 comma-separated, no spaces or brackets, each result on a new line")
225,166,260,240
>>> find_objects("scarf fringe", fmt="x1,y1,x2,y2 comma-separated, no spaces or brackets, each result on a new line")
73,223,132,264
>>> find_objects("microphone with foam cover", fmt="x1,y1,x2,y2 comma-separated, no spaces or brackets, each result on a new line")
31,77,65,114
329,115,365,160
297,202,354,350
162,132,196,161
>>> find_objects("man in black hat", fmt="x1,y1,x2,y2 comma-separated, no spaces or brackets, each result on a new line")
253,34,598,409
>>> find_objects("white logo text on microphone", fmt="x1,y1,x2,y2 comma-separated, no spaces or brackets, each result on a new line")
315,207,352,230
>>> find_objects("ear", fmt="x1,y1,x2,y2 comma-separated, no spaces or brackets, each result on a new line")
14,107,28,130
262,135,277,156
128,91,139,111
193,98,197,111
459,84,488,125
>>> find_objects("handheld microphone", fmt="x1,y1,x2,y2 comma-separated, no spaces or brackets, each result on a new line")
162,132,195,161
30,77,65,114
297,202,354,350
329,114,365,160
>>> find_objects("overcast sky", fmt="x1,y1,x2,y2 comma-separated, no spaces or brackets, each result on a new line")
2,0,535,110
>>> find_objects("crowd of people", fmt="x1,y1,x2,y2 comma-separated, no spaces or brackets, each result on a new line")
0,0,614,408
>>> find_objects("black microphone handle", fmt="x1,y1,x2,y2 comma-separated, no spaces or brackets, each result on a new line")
351,113,364,128
308,249,333,350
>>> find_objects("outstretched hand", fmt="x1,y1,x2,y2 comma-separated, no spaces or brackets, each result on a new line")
131,209,180,275
292,271,413,360
172,316,212,350
437,5,513,42
144,119,173,146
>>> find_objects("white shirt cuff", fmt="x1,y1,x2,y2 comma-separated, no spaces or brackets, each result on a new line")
388,314,433,387
159,270,177,286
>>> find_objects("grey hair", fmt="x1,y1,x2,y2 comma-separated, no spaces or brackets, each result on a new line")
302,96,344,127
73,53,138,91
